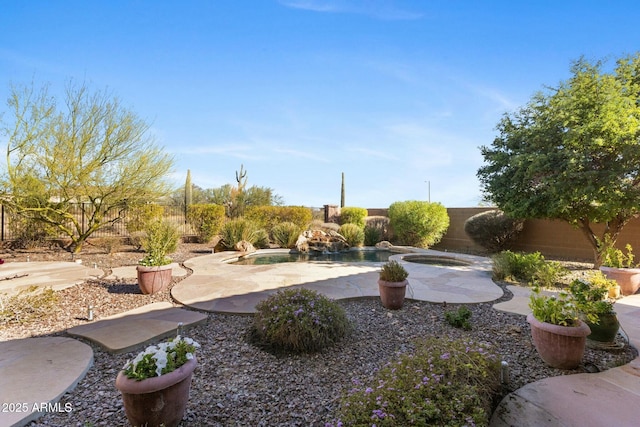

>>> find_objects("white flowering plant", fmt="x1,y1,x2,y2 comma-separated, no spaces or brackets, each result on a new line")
122,336,200,381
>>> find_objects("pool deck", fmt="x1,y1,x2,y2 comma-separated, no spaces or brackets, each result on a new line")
170,248,504,313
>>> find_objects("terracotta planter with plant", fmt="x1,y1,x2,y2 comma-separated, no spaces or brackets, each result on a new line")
378,260,409,310
115,335,200,427
570,272,620,343
527,287,590,369
599,242,640,296
136,219,180,295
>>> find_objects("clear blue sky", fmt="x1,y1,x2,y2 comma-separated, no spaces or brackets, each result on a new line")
2,1,639,208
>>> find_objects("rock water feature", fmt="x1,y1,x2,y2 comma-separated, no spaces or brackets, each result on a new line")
295,230,349,253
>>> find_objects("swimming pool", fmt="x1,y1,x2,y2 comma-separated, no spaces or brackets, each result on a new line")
231,250,393,265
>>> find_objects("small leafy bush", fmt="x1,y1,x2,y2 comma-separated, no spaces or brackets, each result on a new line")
139,219,180,266
330,337,500,427
600,242,636,268
388,201,449,248
250,288,351,353
463,209,524,253
379,260,408,282
445,306,472,330
186,203,226,243
271,221,301,249
220,218,265,250
338,223,365,247
492,250,566,287
529,286,579,326
0,286,58,325
339,206,368,228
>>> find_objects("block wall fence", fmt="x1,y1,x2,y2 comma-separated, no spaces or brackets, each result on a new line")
366,207,640,262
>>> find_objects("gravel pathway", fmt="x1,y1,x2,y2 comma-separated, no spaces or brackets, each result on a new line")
0,243,636,426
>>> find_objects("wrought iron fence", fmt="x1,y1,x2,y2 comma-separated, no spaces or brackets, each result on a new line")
0,204,193,241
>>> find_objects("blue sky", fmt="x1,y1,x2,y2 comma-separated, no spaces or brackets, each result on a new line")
2,1,639,208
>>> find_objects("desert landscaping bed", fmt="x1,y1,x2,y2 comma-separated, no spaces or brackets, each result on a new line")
1,242,637,426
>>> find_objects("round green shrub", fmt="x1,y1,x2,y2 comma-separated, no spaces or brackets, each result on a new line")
339,206,368,228
271,221,301,249
186,203,226,243
463,209,524,253
338,223,364,247
330,337,500,427
388,201,450,248
250,288,351,353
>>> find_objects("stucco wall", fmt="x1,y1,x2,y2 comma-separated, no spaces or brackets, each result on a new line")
367,207,640,262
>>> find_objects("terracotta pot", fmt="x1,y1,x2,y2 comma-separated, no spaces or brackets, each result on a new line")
136,264,172,295
599,266,640,296
115,356,196,427
586,312,620,343
527,314,590,369
378,279,408,310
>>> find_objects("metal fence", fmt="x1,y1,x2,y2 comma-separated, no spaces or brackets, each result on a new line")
0,204,192,241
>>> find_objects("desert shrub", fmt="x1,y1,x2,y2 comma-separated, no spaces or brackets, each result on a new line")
252,228,270,249
463,209,524,253
0,286,58,324
245,206,312,232
271,222,301,249
388,201,449,248
379,260,408,282
186,203,226,243
126,204,165,233
338,223,364,247
330,337,500,427
250,288,351,353
364,216,391,244
363,226,380,246
492,250,567,287
6,211,56,249
92,236,123,254
339,207,368,228
220,218,265,250
445,306,472,330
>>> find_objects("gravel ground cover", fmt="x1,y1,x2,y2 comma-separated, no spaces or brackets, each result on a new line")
1,242,637,426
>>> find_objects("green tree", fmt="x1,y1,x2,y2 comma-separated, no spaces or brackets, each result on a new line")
478,54,640,266
0,81,174,253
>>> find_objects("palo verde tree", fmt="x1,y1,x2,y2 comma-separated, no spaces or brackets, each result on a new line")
0,81,174,253
478,54,640,266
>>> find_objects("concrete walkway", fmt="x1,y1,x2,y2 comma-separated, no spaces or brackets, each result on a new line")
0,250,639,427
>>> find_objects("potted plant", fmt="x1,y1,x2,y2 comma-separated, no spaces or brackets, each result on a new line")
137,219,180,295
599,242,640,296
378,259,409,310
115,335,200,427
527,287,591,369
569,272,620,343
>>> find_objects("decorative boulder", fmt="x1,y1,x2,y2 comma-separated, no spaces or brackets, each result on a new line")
235,240,256,253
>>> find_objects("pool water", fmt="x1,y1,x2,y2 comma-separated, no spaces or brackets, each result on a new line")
402,255,470,267
231,250,393,265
